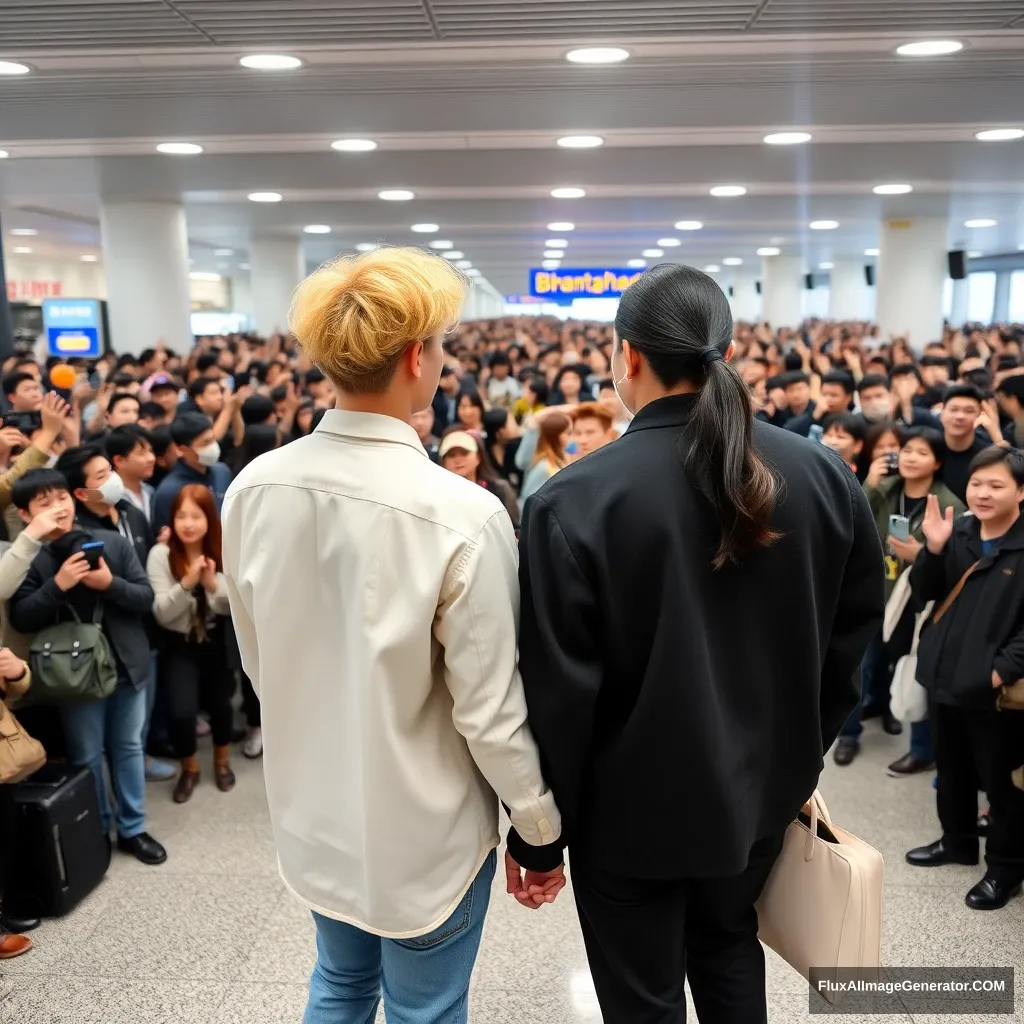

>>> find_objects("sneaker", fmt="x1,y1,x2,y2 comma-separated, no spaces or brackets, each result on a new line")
196,717,211,738
145,757,177,782
833,737,859,766
887,753,935,777
242,727,263,759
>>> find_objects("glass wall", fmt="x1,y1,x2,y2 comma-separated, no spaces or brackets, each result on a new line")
966,271,997,323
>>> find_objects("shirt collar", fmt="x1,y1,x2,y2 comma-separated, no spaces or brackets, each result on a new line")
315,408,427,459
623,393,701,435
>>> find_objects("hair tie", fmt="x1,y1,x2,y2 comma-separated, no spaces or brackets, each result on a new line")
699,347,724,368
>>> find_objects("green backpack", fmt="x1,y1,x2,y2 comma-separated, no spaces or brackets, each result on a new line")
28,603,118,704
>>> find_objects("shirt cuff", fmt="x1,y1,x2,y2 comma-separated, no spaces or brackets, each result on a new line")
506,826,565,873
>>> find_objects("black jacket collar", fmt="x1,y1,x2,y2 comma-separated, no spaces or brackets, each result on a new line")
963,511,1024,559
624,393,700,435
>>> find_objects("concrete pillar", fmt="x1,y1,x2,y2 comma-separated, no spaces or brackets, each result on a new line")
250,237,304,334
761,255,804,329
949,278,968,328
828,260,872,320
100,201,192,353
232,272,254,326
729,267,761,323
876,217,948,350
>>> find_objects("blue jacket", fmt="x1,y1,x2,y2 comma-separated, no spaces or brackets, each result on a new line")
152,460,232,531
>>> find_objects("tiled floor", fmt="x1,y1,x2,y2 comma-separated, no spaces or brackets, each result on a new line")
5,721,1022,1023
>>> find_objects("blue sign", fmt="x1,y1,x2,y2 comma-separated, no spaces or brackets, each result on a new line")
528,267,645,300
42,299,104,359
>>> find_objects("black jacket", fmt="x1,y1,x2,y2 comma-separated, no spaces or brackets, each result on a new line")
518,394,884,879
9,527,155,688
912,515,1024,710
431,389,459,433
74,500,153,574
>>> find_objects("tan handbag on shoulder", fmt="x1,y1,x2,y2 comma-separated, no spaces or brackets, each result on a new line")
756,790,883,1003
0,700,46,784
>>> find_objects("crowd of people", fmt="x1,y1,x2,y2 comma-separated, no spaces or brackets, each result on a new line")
0,261,1023,1017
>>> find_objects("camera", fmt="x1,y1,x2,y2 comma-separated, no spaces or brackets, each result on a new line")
2,411,42,433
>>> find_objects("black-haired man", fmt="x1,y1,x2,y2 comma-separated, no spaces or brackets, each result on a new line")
785,371,853,438
432,365,461,432
940,384,1004,502
105,425,157,524
152,412,231,531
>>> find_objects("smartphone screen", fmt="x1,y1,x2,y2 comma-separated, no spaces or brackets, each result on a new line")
888,515,911,543
81,541,105,570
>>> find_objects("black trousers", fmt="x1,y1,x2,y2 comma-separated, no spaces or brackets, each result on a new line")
572,833,785,1024
934,700,1024,882
0,783,15,904
163,628,233,758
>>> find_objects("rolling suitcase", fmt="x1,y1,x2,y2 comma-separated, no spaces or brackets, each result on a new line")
13,763,110,916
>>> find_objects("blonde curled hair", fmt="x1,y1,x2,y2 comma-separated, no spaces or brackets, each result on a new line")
289,246,468,394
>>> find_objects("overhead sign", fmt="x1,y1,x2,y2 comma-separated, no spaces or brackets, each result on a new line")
529,267,645,300
42,298,104,359
7,279,64,301
505,294,544,304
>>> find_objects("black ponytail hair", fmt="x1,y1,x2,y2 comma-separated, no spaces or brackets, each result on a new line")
615,263,781,569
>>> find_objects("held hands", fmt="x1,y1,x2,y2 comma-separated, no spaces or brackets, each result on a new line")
504,850,566,910
921,494,954,555
181,555,207,591
82,557,114,592
55,552,91,592
200,557,218,593
992,669,1004,690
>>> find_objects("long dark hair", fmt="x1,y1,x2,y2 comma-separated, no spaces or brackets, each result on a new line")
614,263,780,568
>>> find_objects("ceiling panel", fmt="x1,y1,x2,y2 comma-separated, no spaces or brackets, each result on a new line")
752,1,1024,32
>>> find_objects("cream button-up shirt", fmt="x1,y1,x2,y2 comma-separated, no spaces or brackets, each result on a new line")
222,409,561,938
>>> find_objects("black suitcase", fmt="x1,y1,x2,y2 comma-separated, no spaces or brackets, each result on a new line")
13,763,110,916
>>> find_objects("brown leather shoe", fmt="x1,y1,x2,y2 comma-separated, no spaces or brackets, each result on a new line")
173,769,200,804
214,763,236,793
0,932,33,959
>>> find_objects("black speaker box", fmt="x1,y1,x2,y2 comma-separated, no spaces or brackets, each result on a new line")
948,250,967,280
865,264,876,287
804,274,815,290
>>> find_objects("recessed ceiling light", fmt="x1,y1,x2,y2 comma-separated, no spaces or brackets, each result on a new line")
239,262,251,270
545,239,569,248
156,142,203,155
896,40,963,57
704,265,721,273
541,259,562,269
379,189,414,201
216,262,229,270
411,223,439,233
442,251,464,260
331,138,377,153
964,218,997,228
557,135,604,149
657,238,681,247
248,191,282,203
642,248,664,258
820,261,835,270
0,61,31,75
968,250,983,258
10,228,37,236
764,132,812,145
723,257,743,266
757,247,781,256
466,268,481,277
214,248,234,255
239,54,303,70
627,259,647,268
0,151,9,159
566,47,630,65
674,220,703,231
12,247,31,254
710,185,747,197
455,260,472,269
975,128,1024,142
355,243,378,252
80,254,98,262
551,187,586,199
810,219,839,230
864,248,880,257
190,271,221,281
543,249,565,258
547,222,575,231
303,224,331,234
429,240,454,250
873,183,913,195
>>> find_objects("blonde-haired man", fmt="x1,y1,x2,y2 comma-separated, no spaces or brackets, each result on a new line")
222,247,563,1024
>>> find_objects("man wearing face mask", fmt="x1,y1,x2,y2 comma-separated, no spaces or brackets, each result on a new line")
856,372,942,431
152,413,232,532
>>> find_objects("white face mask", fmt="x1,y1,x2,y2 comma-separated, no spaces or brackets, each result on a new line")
96,471,125,506
861,398,892,422
197,442,221,468
44,454,59,469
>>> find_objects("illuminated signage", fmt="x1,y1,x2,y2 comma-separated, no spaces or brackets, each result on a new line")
7,279,63,301
42,298,104,359
528,267,645,300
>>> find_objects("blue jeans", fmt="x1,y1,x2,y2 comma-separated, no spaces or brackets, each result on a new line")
910,717,933,762
60,679,147,838
840,630,892,741
304,851,496,1024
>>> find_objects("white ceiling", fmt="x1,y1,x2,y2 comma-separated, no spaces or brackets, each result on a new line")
1,0,1023,294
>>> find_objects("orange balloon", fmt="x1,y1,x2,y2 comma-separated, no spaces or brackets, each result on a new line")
49,364,78,389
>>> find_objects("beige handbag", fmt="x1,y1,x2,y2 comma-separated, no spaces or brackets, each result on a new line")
756,791,883,1003
0,700,46,784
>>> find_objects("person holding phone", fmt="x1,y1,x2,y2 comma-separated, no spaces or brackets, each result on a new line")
147,485,234,803
8,467,165,865
834,427,965,768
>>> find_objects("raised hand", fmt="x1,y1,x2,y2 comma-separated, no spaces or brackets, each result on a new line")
55,552,91,592
921,494,954,554
40,391,71,436
200,557,219,593
181,554,207,590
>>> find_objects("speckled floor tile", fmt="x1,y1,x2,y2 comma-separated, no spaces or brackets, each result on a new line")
215,982,311,1024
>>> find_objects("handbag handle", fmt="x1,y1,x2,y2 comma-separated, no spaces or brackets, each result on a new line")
0,703,19,739
802,789,833,861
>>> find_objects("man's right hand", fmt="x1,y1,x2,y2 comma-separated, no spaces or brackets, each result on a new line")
26,506,66,542
921,493,955,554
55,552,91,592
504,850,566,910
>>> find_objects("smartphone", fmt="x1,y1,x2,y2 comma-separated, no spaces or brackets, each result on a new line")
808,423,824,444
888,515,911,543
2,411,41,433
80,540,105,570
885,451,900,475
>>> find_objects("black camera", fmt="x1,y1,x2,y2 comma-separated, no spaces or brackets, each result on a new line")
2,411,42,433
